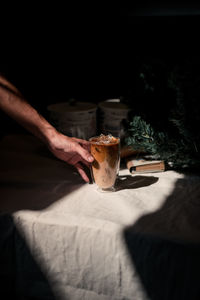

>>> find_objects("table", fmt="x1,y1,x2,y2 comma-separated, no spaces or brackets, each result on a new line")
1,134,200,300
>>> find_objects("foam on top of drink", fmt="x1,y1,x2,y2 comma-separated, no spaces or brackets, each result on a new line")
90,134,119,145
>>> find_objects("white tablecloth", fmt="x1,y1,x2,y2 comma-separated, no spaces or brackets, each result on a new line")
1,135,200,300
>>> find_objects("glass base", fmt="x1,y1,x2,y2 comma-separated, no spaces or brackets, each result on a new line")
96,185,116,193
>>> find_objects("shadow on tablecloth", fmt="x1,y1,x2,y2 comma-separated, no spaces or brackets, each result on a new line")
116,175,159,191
123,175,200,300
0,213,57,299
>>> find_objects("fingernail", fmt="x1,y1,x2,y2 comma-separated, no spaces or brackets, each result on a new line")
88,156,94,162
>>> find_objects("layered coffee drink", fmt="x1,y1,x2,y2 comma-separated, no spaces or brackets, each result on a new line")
90,134,120,191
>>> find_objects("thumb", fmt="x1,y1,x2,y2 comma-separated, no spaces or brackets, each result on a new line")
75,143,94,163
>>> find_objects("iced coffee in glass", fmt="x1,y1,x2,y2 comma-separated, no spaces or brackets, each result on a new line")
89,134,120,192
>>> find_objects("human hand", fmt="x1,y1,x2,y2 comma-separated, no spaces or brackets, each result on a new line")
48,131,94,182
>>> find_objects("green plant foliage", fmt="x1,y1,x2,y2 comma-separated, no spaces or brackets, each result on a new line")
126,114,200,170
125,58,200,171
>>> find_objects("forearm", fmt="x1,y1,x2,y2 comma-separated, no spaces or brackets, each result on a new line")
0,84,57,146
0,75,94,182
0,74,22,96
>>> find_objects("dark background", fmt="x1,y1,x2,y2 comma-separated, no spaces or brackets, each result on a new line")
1,3,200,135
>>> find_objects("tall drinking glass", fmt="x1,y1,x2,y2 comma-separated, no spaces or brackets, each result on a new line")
89,135,120,192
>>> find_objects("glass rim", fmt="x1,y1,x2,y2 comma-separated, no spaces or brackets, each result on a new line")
89,135,120,143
